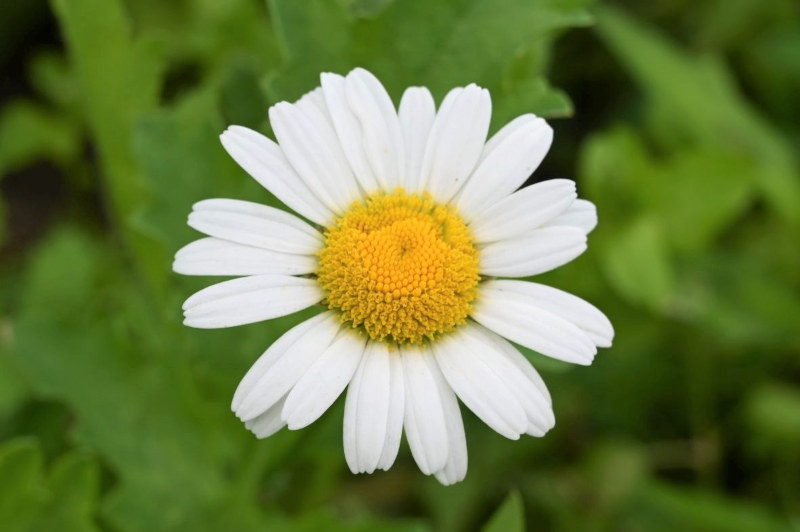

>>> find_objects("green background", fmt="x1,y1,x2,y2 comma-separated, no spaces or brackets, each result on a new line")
1,0,799,530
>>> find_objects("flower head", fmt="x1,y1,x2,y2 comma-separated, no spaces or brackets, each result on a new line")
174,67,613,485
317,189,480,344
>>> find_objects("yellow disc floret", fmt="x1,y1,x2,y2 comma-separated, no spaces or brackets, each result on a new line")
317,189,480,344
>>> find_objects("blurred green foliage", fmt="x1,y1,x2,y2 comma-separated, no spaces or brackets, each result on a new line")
1,0,799,530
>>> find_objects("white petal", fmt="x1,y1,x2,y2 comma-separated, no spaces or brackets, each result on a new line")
269,94,360,214
232,312,332,410
472,323,552,406
182,274,324,329
191,198,321,232
470,179,577,243
234,312,340,420
472,287,597,365
220,126,334,225
462,324,555,436
244,394,287,438
188,199,322,255
281,329,366,429
343,355,362,474
482,114,538,156
344,342,392,474
420,84,491,203
398,86,435,192
456,114,553,219
432,330,528,439
544,199,598,234
401,345,449,475
173,237,317,276
479,226,587,277
428,357,467,486
480,280,614,348
377,351,405,471
344,68,405,191
320,73,380,193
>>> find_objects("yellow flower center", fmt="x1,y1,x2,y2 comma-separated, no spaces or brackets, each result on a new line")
317,189,480,344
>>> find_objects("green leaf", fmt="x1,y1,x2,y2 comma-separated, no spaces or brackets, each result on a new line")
265,509,430,532
600,216,674,311
51,0,166,291
595,5,800,230
745,27,800,120
338,0,396,18
131,84,266,265
13,230,227,531
123,0,280,75
0,196,6,251
482,491,525,532
267,0,592,120
32,451,101,532
745,384,800,447
50,0,162,207
581,121,755,254
673,254,800,348
0,438,102,532
28,51,81,112
642,150,753,252
11,228,341,532
20,229,96,316
583,441,647,511
266,0,351,99
634,481,788,532
0,438,45,532
0,100,80,175
0,347,27,417
220,61,270,131
580,125,655,225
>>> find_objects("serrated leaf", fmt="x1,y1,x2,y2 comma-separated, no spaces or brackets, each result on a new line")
11,228,337,532
132,86,264,262
124,0,280,75
267,0,592,120
266,0,351,98
13,230,229,531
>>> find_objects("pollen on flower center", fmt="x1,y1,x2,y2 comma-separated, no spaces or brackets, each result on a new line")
317,189,480,344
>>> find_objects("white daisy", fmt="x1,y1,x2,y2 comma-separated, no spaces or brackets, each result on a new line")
174,67,613,485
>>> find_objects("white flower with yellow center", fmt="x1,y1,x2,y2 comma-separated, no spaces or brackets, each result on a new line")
174,68,613,485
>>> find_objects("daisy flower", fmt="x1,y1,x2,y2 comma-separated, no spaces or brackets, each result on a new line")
174,67,613,485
